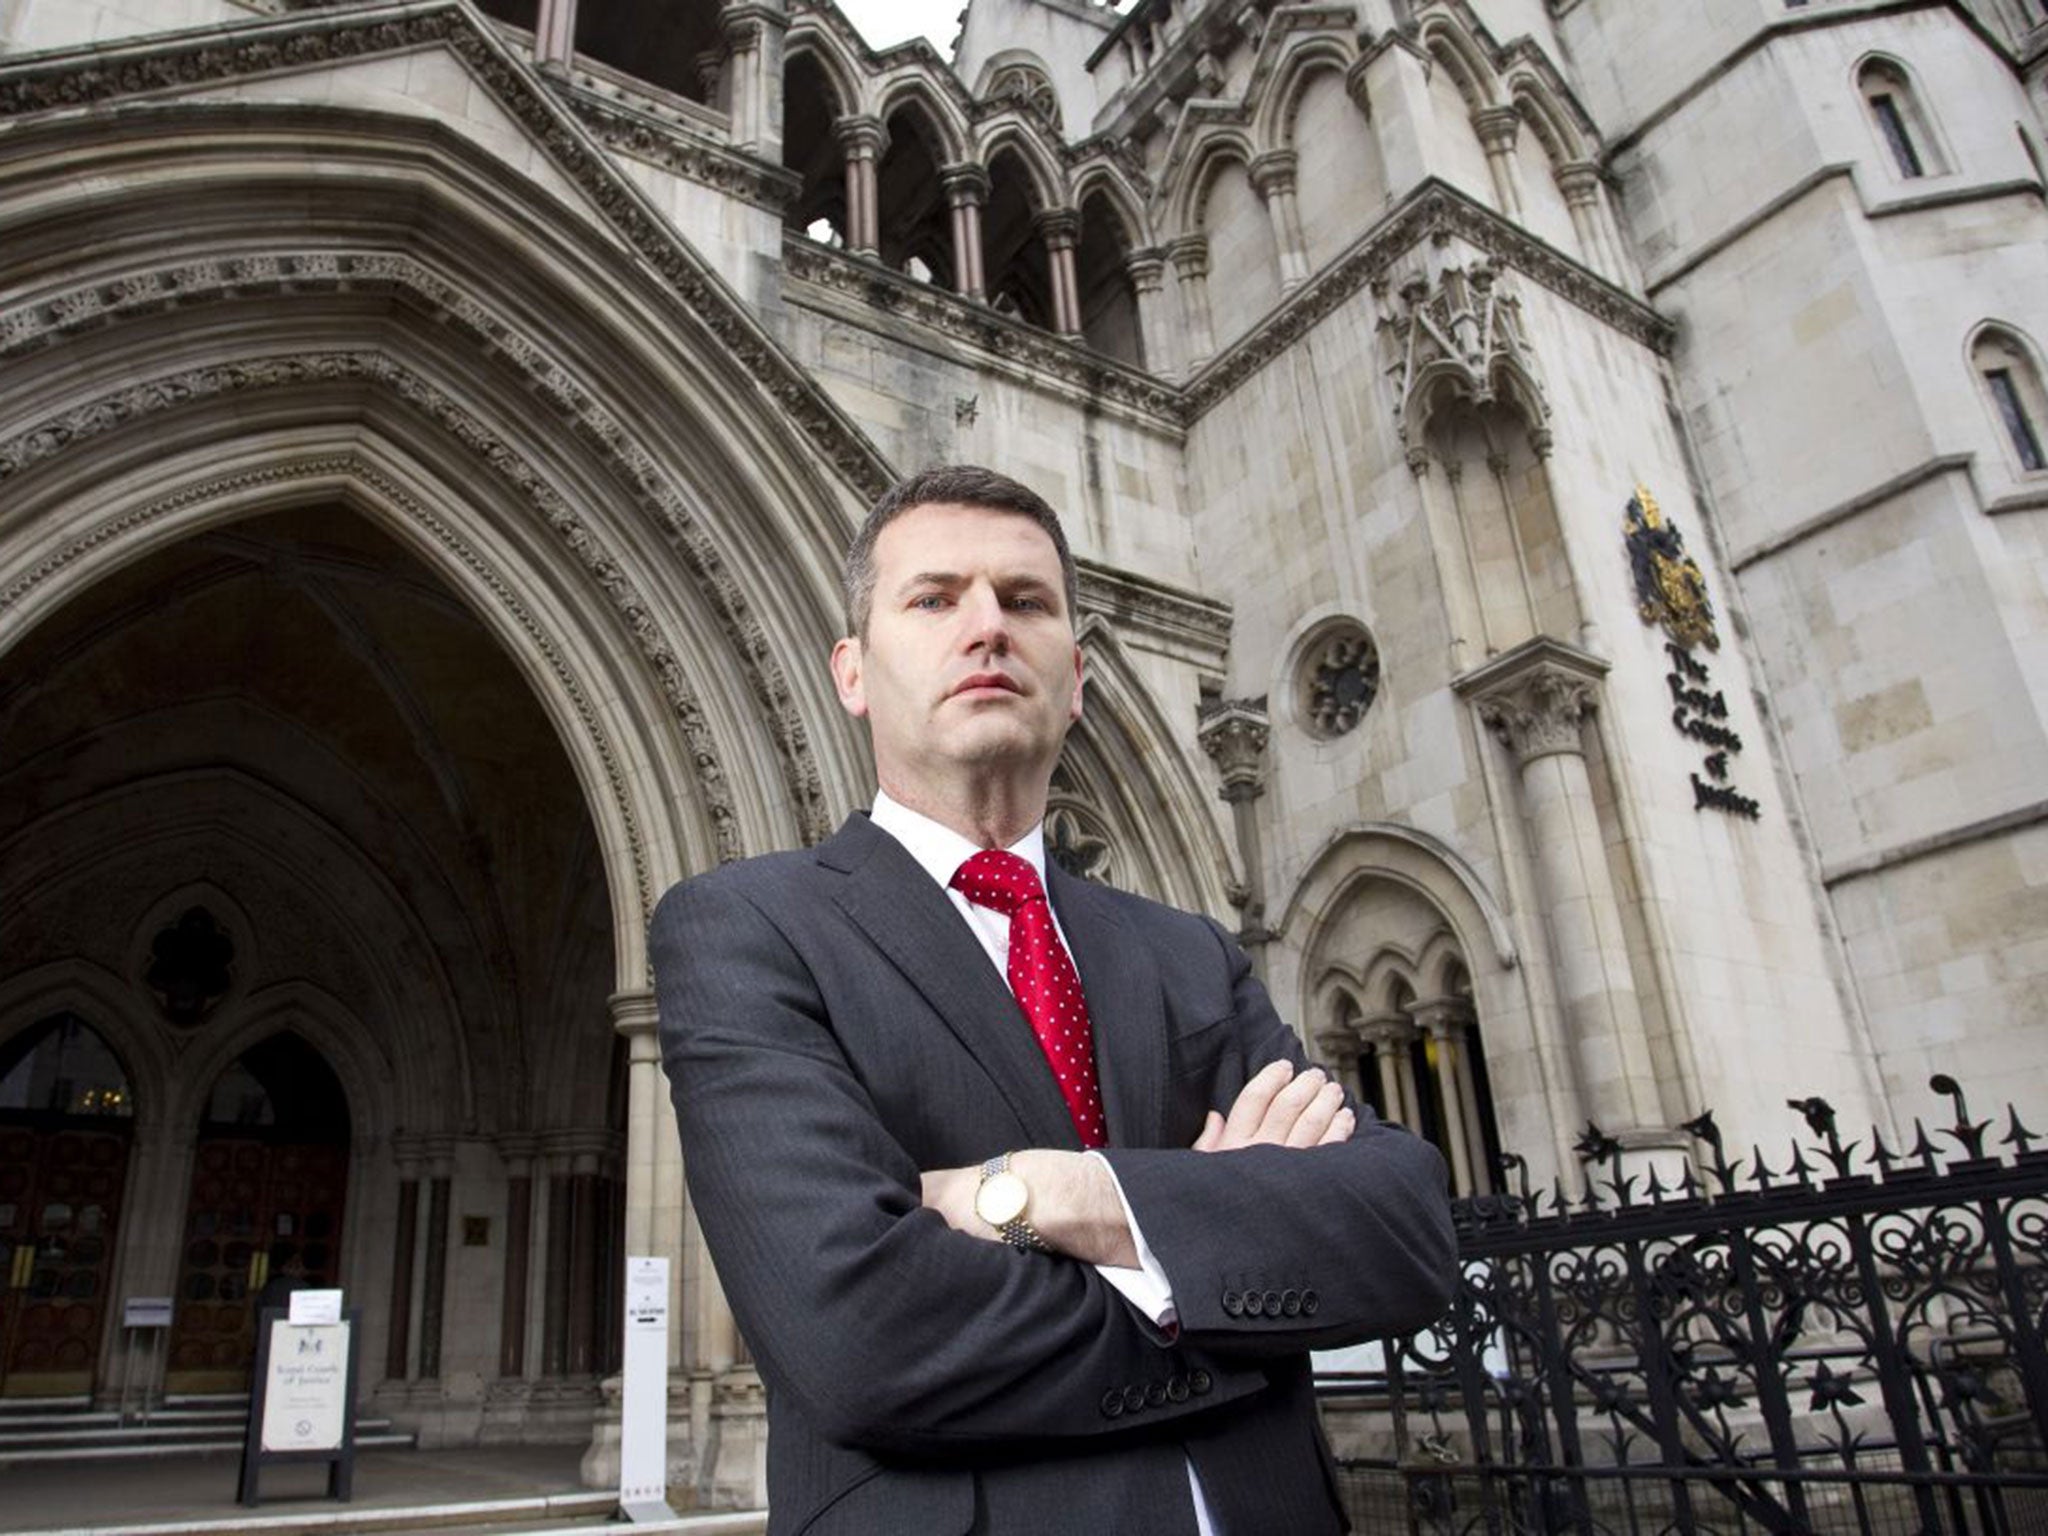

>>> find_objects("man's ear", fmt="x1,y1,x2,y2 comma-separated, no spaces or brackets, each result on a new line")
1068,643,1085,723
830,636,869,719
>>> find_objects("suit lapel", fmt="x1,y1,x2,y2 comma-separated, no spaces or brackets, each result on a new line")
1047,862,1167,1149
819,815,1080,1149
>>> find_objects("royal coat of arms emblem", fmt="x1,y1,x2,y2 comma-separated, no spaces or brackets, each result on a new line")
1624,485,1718,651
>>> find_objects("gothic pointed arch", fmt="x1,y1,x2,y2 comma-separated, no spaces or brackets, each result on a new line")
1256,37,1357,151
873,72,971,166
974,116,1069,210
0,95,884,977
1165,125,1259,239
1066,619,1237,918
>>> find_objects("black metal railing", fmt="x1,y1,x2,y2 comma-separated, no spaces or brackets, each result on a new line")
1331,1076,2048,1535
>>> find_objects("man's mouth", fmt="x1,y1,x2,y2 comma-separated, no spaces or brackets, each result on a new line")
952,672,1022,697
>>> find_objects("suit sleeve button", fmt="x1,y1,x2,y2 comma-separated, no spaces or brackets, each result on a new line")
1242,1290,1264,1316
1167,1374,1190,1402
1220,1289,1243,1318
1281,1288,1302,1317
1145,1380,1168,1408
1302,1289,1320,1316
1100,1389,1125,1419
1189,1369,1213,1396
1123,1385,1148,1414
1262,1289,1283,1316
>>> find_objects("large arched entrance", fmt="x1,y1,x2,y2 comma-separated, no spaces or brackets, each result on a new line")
0,506,622,1423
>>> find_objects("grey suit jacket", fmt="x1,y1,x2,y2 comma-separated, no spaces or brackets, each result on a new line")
652,812,1455,1536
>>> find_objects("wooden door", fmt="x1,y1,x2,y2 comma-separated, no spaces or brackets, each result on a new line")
164,1137,348,1393
0,1124,130,1397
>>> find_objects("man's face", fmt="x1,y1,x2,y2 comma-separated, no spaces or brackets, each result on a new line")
831,501,1083,798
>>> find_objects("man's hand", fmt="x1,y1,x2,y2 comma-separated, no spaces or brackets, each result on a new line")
920,1151,1138,1267
1192,1061,1354,1152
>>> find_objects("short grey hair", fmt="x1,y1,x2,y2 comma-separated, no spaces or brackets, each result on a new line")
842,465,1080,639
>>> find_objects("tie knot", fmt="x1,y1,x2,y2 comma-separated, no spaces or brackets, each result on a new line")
950,848,1045,915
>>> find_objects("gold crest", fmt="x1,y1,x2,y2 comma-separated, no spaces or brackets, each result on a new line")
1624,484,1718,651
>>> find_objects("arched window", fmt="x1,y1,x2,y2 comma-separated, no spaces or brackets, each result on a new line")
0,1013,134,1120
1858,59,1946,180
1972,326,2048,474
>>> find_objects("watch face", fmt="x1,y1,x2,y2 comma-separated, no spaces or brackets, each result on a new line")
975,1170,1028,1228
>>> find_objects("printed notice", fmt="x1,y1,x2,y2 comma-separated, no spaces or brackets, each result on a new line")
259,1320,351,1453
289,1289,343,1325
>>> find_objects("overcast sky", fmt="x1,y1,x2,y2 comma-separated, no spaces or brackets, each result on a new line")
835,0,965,56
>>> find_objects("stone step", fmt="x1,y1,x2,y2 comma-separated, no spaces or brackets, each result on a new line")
0,1428,417,1463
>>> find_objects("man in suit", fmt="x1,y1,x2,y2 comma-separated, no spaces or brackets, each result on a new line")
653,466,1456,1534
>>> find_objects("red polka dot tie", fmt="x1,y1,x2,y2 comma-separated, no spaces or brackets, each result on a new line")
951,849,1107,1148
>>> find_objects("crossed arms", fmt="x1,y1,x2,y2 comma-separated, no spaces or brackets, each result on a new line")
653,868,1457,1458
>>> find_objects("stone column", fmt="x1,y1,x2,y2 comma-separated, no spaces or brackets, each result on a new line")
416,1135,455,1380
1457,638,1664,1142
1248,150,1309,292
1445,1005,1493,1195
384,1139,422,1381
1167,234,1216,371
1410,999,1476,1197
541,1143,573,1377
1197,697,1272,973
1471,105,1525,218
1038,208,1082,335
940,163,989,300
1555,160,1626,283
496,1135,538,1380
613,991,660,1263
1312,1028,1365,1105
718,6,774,157
834,115,885,257
1125,246,1168,374
565,1134,610,1379
534,0,577,69
1361,1016,1417,1127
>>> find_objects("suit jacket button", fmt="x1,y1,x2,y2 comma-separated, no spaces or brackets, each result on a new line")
1189,1369,1213,1396
1302,1289,1320,1316
1167,1374,1190,1402
1242,1290,1264,1317
1123,1384,1148,1414
1281,1288,1302,1317
1221,1289,1243,1318
1145,1380,1168,1408
1100,1389,1125,1419
1262,1289,1283,1316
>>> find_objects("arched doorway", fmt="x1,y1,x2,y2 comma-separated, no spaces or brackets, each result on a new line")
165,1033,349,1394
0,1014,135,1397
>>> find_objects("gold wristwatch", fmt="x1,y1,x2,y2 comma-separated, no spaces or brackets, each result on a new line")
974,1152,1047,1252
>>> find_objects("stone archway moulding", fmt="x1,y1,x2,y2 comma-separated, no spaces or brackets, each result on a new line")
1279,821,1519,972
0,241,844,856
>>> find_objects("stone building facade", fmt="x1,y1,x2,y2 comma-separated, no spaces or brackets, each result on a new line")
0,0,2042,1506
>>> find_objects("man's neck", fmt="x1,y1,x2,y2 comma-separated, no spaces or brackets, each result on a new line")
877,773,1047,850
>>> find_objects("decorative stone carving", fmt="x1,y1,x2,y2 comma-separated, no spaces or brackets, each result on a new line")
1045,804,1114,884
1197,696,1271,802
1378,256,1551,468
1456,637,1610,767
1301,627,1381,738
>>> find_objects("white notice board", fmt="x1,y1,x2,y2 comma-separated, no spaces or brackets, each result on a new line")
619,1256,672,1521
259,1319,352,1453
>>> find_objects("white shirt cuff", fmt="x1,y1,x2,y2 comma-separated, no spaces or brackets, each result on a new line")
1085,1150,1177,1329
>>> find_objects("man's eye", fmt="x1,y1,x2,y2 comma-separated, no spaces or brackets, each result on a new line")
1006,595,1046,611
912,593,950,611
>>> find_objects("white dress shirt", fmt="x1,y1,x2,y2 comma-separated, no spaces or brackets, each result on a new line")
869,792,1216,1534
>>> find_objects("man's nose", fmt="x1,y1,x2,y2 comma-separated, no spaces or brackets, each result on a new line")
959,584,1010,650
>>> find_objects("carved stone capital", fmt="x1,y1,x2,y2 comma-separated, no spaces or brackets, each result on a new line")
1343,54,1373,117
939,162,990,206
1165,233,1210,278
1124,247,1167,294
1035,206,1081,249
1360,1013,1416,1051
1197,696,1270,801
1407,996,1474,1040
608,988,658,1037
1554,160,1603,205
1471,105,1522,153
1454,636,1610,767
833,114,886,158
1247,149,1298,200
495,1133,542,1174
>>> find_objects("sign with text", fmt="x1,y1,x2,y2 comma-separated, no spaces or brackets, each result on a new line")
289,1289,343,1326
123,1296,173,1329
259,1319,351,1453
619,1256,673,1522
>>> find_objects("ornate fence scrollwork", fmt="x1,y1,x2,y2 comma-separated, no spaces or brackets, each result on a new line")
1331,1076,2048,1535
